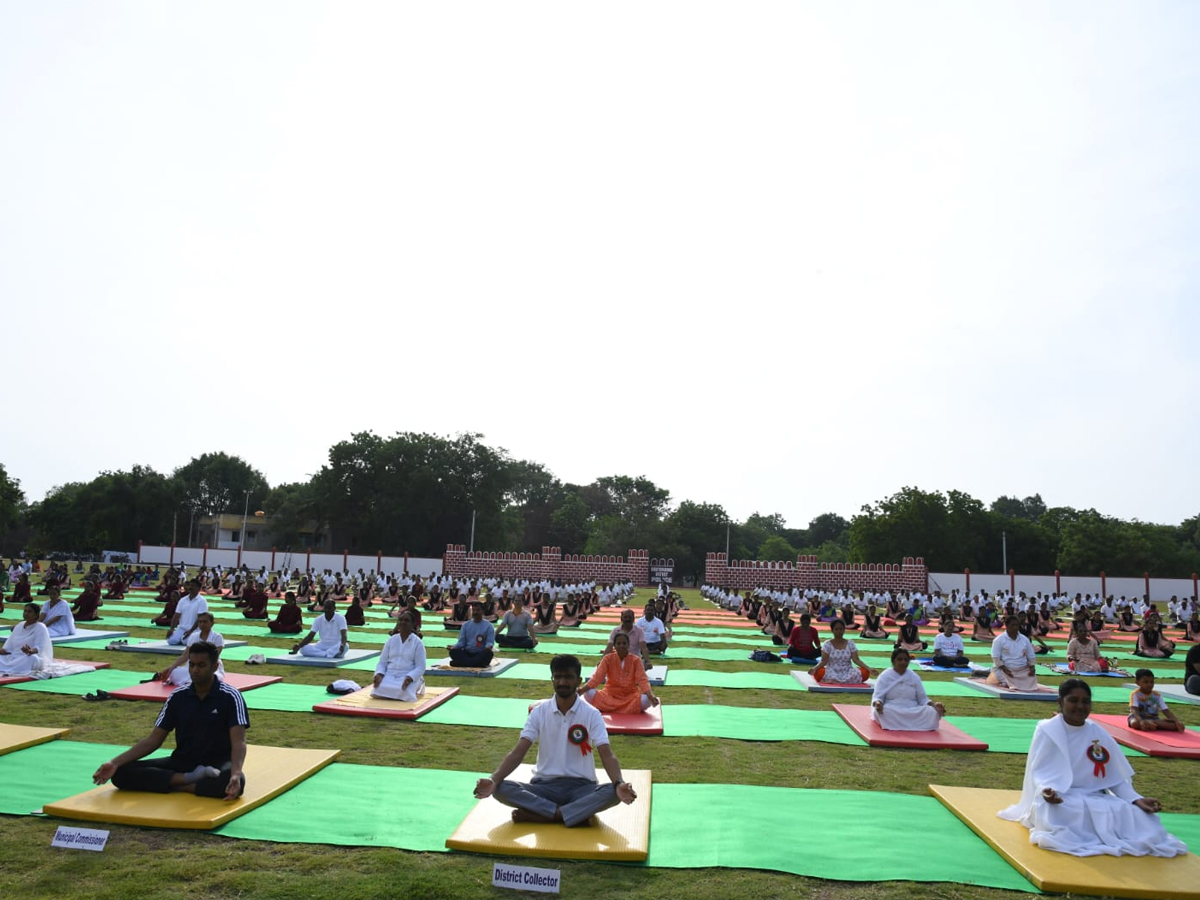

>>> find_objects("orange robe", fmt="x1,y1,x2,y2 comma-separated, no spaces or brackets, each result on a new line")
584,651,651,714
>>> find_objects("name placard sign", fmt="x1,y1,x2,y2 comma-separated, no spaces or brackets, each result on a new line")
492,862,560,893
51,826,109,852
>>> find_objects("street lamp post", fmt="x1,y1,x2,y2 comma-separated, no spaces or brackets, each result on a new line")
239,491,250,567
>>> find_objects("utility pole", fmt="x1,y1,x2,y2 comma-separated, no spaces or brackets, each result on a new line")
1002,531,1007,574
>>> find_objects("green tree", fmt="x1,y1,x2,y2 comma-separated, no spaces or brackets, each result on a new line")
757,534,797,562
25,466,178,552
0,463,25,542
173,453,270,529
990,494,1047,521
315,432,512,555
662,500,730,582
548,490,592,554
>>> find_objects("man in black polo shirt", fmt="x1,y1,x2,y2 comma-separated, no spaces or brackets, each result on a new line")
92,640,249,799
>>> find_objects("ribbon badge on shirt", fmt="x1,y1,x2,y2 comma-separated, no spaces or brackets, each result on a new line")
1087,740,1110,778
568,724,591,756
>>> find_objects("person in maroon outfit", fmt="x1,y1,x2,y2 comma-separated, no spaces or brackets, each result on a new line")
267,592,304,634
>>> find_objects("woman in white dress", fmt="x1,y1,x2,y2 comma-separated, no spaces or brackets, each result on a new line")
372,611,426,701
998,678,1187,857
871,648,945,730
0,603,53,676
810,619,872,684
158,612,226,686
39,588,75,637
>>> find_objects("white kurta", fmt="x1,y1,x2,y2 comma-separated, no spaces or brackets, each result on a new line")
166,630,227,685
870,667,940,731
990,632,1038,690
301,612,348,657
999,715,1187,857
0,622,53,675
41,599,76,637
372,632,427,701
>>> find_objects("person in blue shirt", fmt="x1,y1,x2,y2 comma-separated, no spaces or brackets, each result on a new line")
447,601,495,667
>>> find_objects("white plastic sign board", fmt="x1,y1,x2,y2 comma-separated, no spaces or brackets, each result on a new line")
492,862,560,893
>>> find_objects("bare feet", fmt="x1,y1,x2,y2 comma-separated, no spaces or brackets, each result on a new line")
511,808,558,825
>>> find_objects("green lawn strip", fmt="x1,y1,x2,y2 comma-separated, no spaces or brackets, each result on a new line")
644,784,1038,893
4,668,151,695
662,705,864,743
658,669,803,691
213,762,475,849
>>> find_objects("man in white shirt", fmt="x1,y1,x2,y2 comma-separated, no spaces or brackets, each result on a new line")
292,599,348,658
635,603,668,655
932,619,970,668
988,616,1039,691
473,654,637,827
168,580,209,645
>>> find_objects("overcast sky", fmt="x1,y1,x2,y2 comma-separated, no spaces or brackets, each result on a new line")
2,1,1197,530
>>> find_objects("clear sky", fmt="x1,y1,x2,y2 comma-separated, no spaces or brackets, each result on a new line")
2,1,1197,528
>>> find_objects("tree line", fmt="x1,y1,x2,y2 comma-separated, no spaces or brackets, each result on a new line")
1,434,1197,581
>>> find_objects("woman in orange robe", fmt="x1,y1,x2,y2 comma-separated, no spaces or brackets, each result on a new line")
580,631,660,714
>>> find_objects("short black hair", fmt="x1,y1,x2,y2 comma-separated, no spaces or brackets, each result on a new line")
1134,668,1154,681
1057,677,1091,699
550,654,581,678
188,640,221,665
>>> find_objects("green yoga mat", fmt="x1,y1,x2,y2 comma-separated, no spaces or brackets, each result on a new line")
0,740,169,815
419,695,535,729
663,705,864,744
665,670,803,691
241,682,332,712
214,763,476,849
943,716,1145,757
4,669,150,695
644,784,1037,892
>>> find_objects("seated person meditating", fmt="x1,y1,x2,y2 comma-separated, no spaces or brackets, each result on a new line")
530,593,560,635
167,581,209,646
0,603,52,677
158,612,226,685
92,641,248,800
895,614,926,652
931,618,971,668
39,587,75,637
1134,622,1175,659
998,678,1187,857
859,605,889,639
372,611,426,702
1128,669,1185,733
580,632,660,714
810,619,871,684
785,613,822,663
473,654,637,826
635,603,668,655
291,599,349,658
152,590,180,627
344,593,367,627
971,608,998,642
267,592,304,634
240,582,269,620
1116,606,1141,633
988,616,1041,691
495,597,538,650
447,602,495,667
72,581,103,622
605,608,649,663
871,648,945,730
1066,620,1107,674
443,593,471,628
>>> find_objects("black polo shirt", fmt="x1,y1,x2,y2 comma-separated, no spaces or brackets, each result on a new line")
155,678,250,768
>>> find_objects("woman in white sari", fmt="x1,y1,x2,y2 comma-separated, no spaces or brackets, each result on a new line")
871,647,944,730
998,678,1187,857
0,603,53,676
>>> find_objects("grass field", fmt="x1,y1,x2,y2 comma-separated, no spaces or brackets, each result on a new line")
1,584,1196,900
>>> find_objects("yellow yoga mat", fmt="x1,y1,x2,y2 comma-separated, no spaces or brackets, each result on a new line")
0,723,69,756
446,765,651,862
43,744,340,830
930,784,1200,899
312,685,459,719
